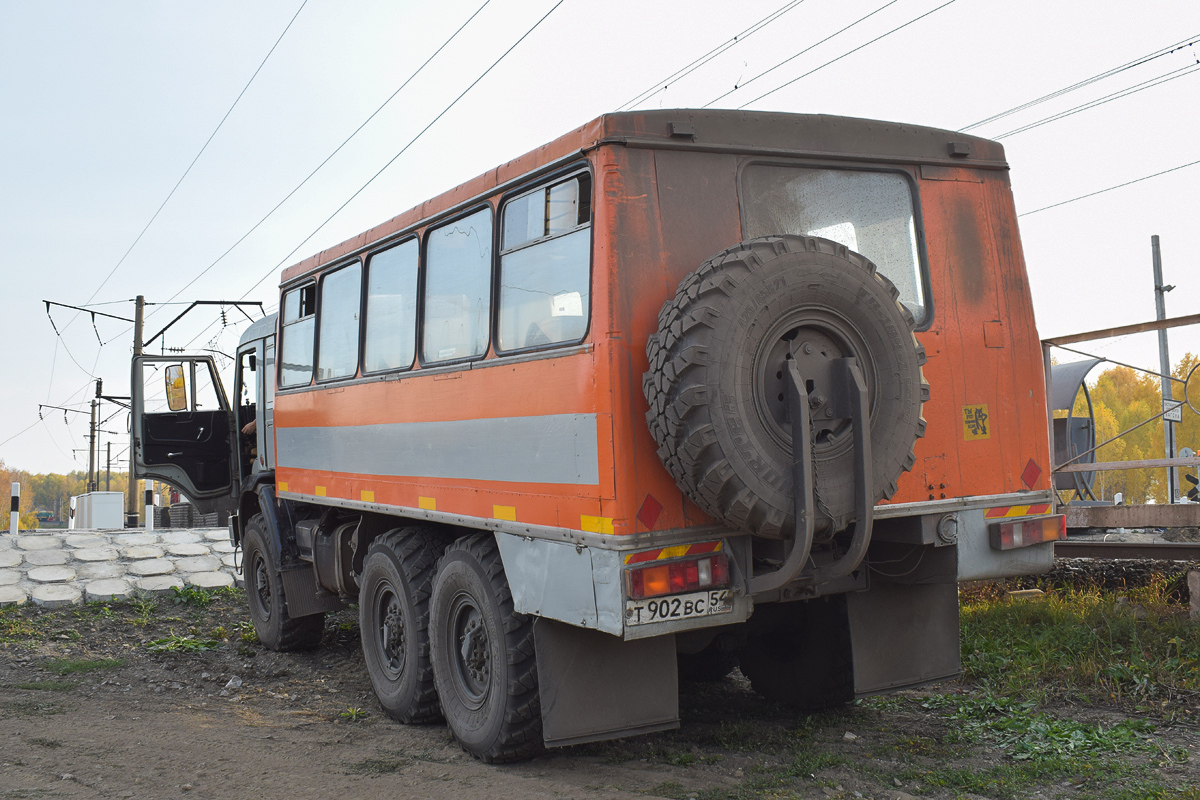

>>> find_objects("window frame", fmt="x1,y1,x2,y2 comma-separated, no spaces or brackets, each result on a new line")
493,164,594,357
277,281,317,389
361,234,421,377
735,159,934,331
417,203,496,369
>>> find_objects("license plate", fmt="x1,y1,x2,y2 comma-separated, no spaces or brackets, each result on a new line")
625,589,733,626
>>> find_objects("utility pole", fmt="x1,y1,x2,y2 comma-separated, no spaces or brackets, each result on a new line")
106,442,111,492
1152,235,1178,504
128,295,144,525
87,380,100,493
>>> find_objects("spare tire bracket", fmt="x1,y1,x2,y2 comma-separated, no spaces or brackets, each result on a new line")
749,358,874,595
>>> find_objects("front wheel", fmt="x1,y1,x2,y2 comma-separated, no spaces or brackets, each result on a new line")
243,514,324,651
429,535,541,763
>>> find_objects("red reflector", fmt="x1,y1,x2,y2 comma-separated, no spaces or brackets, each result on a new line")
627,552,730,599
988,515,1066,550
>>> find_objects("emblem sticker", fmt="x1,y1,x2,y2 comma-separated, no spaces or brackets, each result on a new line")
963,404,990,440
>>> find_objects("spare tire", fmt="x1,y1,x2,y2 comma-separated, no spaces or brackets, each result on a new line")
643,235,927,538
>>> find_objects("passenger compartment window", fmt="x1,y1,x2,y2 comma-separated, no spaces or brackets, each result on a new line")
498,173,591,351
422,207,493,364
316,262,363,381
279,284,316,387
363,239,418,373
741,166,926,324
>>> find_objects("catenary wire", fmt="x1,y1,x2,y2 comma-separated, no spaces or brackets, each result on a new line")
79,0,309,313
735,0,958,109
142,0,492,327
960,34,1200,131
1019,158,1200,217
704,0,900,108
617,0,810,112
995,61,1200,139
229,0,567,310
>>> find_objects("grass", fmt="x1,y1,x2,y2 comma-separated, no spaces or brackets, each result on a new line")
146,633,221,653
960,578,1200,708
45,657,124,675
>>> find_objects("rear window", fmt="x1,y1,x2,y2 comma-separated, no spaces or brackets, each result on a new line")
741,165,926,324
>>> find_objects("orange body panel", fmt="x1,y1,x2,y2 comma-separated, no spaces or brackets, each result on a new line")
273,111,1051,541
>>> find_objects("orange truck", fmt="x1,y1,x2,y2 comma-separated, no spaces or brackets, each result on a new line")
132,109,1064,762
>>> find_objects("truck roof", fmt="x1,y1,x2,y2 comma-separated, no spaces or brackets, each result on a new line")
278,108,1006,286
238,312,277,348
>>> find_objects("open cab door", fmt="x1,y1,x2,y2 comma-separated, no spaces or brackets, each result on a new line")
131,355,236,513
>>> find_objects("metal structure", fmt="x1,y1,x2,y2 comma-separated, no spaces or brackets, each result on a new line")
1043,305,1199,532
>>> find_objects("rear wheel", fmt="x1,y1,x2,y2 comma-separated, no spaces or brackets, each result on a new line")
243,514,324,651
430,535,541,763
360,526,446,723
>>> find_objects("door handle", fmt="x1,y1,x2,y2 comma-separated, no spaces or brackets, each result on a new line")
168,452,182,458
196,426,205,440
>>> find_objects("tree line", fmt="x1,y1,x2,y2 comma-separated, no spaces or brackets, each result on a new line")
1069,352,1199,504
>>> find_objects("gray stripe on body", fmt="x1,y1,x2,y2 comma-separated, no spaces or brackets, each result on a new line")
276,413,600,485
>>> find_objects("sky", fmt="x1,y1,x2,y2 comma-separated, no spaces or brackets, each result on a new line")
2,0,1198,476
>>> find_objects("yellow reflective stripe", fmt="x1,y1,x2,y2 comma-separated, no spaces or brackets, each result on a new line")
315,486,327,497
657,544,691,560
493,505,516,521
277,481,289,493
418,496,436,511
581,515,614,534
361,490,375,503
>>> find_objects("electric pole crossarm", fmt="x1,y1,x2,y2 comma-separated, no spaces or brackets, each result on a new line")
143,300,264,350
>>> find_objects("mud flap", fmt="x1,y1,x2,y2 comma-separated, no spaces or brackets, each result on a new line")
535,618,679,747
846,577,960,695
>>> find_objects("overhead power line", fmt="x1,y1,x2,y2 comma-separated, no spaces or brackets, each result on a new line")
617,0,810,112
82,0,309,310
960,33,1200,131
143,0,493,328
994,61,1200,139
704,0,900,109
735,0,958,109
1019,158,1200,217
233,1,567,306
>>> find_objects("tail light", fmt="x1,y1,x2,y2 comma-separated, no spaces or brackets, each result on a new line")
988,515,1066,550
628,552,729,599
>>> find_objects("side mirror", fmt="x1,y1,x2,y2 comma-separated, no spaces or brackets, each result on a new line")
248,354,257,372
164,365,187,412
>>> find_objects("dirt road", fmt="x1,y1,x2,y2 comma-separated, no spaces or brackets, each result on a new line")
1,591,1196,800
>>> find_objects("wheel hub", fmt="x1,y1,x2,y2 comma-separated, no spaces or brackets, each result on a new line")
450,596,490,705
756,321,857,451
252,554,271,621
379,590,406,676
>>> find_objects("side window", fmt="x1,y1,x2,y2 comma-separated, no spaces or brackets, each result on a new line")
279,284,315,387
422,207,493,364
316,262,363,381
363,239,418,373
498,173,591,352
